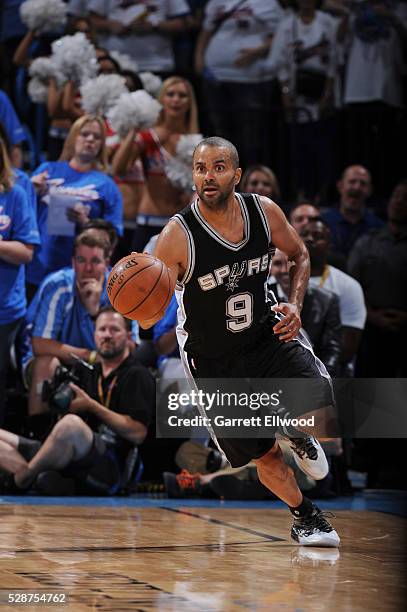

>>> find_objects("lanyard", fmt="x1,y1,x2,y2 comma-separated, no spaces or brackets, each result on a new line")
97,375,117,410
319,265,330,288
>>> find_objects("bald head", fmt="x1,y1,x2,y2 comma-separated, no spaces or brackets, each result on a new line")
193,137,239,170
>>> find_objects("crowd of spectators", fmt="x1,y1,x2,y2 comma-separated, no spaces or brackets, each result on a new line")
0,0,405,497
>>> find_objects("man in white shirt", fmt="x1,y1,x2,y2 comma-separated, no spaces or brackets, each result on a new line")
299,218,366,375
194,0,284,168
88,0,190,73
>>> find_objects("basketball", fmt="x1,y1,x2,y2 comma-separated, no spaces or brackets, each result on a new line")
107,253,173,321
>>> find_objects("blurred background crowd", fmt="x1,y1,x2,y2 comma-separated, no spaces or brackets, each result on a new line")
0,0,405,499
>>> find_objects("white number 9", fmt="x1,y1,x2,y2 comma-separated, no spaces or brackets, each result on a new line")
226,292,253,333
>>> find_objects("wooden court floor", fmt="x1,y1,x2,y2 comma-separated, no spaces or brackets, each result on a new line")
0,502,405,611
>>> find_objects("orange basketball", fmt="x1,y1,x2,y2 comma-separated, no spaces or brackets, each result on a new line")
107,253,173,321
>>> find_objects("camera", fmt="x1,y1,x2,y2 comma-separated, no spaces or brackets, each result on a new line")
42,356,94,414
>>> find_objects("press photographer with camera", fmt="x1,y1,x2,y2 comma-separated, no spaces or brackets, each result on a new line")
0,307,154,495
21,231,138,416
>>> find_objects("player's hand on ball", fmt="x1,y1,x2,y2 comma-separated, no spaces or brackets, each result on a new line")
107,253,174,322
272,303,302,342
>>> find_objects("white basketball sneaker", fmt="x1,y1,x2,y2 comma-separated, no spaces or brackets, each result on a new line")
291,504,340,547
278,430,329,481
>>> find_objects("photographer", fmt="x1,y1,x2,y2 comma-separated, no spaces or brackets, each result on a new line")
22,231,138,416
0,307,154,495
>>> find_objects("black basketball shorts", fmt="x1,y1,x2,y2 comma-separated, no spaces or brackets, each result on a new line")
188,327,334,468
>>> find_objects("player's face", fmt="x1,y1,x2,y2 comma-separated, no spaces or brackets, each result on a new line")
193,146,241,209
95,312,129,359
74,121,103,161
73,245,107,285
162,82,190,118
290,204,320,233
245,170,275,198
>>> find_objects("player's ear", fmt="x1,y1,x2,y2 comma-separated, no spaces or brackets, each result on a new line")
235,167,242,185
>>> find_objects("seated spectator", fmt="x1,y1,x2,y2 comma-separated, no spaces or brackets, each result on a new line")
0,133,40,426
299,219,366,376
240,164,283,208
82,218,118,262
23,232,138,415
289,201,347,271
289,202,321,231
0,307,154,495
0,89,27,167
269,249,341,376
323,165,384,258
348,179,407,377
27,114,123,292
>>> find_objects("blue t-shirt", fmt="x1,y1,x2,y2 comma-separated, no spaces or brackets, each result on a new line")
0,183,40,324
323,207,384,257
153,293,179,365
26,161,123,285
14,168,37,212
0,90,26,146
20,267,139,369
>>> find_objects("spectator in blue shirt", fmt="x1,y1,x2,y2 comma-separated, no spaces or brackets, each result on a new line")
24,231,138,416
0,89,26,168
27,114,123,291
323,165,384,258
0,134,40,425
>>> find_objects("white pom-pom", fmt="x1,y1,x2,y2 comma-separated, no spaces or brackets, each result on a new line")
27,77,48,104
139,72,163,98
20,0,67,34
109,51,139,74
165,133,203,192
28,56,66,86
29,57,55,80
176,134,203,165
51,32,98,84
80,75,128,116
107,90,162,137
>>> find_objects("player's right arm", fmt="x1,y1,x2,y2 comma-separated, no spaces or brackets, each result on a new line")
138,219,188,329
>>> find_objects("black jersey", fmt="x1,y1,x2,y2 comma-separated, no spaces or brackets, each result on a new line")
173,193,276,359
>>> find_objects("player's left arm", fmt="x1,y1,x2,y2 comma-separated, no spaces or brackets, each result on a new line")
260,197,310,342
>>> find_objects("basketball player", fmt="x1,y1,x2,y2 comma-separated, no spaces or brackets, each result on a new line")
140,137,340,547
